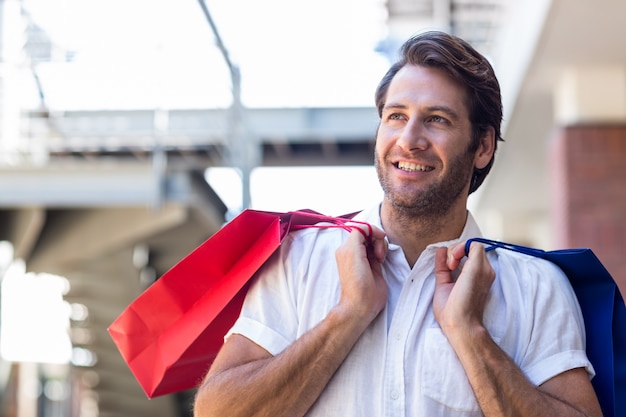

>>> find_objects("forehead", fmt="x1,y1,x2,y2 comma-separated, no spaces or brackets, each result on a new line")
385,64,470,117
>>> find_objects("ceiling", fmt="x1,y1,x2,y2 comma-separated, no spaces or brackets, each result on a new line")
470,0,626,246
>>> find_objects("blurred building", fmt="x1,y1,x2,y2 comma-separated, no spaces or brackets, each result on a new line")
0,0,625,416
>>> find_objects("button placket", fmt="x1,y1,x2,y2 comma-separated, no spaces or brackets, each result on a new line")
382,266,424,416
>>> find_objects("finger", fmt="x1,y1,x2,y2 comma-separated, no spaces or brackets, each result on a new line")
472,242,495,277
446,242,467,270
371,236,388,263
346,223,387,262
346,221,386,241
462,242,496,287
368,225,388,263
345,222,370,243
435,247,453,286
465,241,487,260
345,226,369,251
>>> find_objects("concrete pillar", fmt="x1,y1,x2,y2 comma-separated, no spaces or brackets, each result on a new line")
550,66,626,294
555,66,626,124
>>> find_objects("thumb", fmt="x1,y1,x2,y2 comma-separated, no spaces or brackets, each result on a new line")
434,247,453,286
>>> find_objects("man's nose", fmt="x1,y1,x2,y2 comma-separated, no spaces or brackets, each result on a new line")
396,119,429,151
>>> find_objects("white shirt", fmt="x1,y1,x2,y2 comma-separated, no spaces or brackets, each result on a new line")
228,205,593,416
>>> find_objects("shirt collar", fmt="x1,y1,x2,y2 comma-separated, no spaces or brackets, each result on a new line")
355,203,484,251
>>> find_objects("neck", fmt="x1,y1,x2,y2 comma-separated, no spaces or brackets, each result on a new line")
380,200,468,267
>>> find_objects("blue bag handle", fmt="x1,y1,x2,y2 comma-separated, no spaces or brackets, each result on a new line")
465,237,585,258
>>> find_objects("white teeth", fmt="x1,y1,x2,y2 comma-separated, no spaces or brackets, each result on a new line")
397,161,432,172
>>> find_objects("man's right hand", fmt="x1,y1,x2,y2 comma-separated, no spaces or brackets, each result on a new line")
335,224,388,325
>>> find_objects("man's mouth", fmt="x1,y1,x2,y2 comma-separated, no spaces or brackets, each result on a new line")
395,161,434,172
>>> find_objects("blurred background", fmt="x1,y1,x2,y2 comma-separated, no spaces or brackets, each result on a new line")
0,0,625,415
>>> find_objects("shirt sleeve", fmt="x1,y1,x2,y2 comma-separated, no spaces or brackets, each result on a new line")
225,235,299,356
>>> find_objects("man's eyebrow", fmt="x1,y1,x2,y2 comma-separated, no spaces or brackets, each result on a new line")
426,105,462,121
382,103,463,121
382,102,407,112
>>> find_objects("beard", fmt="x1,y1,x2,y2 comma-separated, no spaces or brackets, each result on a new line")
375,146,474,219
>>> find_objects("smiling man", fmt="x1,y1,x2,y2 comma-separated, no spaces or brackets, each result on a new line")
193,31,602,417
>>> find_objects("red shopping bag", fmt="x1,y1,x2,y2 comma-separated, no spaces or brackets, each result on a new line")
108,209,365,398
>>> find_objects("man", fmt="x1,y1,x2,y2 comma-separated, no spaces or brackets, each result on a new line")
194,31,602,417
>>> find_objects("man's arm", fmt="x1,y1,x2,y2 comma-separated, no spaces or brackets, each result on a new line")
193,226,388,417
433,243,603,417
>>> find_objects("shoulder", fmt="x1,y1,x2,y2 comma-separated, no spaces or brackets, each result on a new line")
491,248,579,308
494,248,568,283
279,205,381,258
282,225,349,255
258,226,349,285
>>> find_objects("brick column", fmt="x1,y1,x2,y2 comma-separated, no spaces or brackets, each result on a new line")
550,125,626,294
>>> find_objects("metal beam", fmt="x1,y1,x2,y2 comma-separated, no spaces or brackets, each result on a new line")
30,106,378,149
0,163,193,207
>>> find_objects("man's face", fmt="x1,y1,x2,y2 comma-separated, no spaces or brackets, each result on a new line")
375,64,477,217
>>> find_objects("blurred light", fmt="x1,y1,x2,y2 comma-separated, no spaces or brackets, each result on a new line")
43,379,68,401
69,302,89,321
71,347,97,367
1,268,72,364
132,244,149,269
0,241,14,273
80,370,100,388
80,391,99,417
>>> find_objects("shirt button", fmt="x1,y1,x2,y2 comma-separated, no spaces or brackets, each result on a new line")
394,331,402,340
390,389,399,400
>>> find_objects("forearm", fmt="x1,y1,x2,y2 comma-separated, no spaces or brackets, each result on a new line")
194,305,370,417
448,326,592,417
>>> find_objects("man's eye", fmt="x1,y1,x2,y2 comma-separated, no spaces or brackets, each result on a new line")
430,115,447,123
389,113,403,120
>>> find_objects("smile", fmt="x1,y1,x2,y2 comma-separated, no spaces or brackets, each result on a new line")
396,161,434,172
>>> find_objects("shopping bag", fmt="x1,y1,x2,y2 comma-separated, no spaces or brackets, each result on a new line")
108,209,365,398
466,238,626,417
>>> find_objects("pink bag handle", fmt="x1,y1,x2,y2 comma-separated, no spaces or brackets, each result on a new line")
285,210,373,244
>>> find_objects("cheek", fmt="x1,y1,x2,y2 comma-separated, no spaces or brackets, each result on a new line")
375,126,396,153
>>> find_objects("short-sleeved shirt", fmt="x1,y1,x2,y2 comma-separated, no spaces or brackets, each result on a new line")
227,205,593,416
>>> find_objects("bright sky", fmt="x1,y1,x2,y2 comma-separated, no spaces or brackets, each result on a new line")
207,166,383,217
22,0,391,110
20,0,391,215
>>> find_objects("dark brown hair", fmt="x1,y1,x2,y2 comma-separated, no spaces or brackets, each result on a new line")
375,31,503,194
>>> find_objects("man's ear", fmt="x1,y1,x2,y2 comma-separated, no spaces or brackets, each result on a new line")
474,126,496,170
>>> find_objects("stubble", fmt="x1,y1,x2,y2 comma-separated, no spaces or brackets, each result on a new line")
375,146,474,229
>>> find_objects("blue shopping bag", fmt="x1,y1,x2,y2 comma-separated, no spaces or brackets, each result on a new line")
466,238,626,417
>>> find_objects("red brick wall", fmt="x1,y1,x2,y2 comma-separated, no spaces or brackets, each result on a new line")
550,125,626,294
